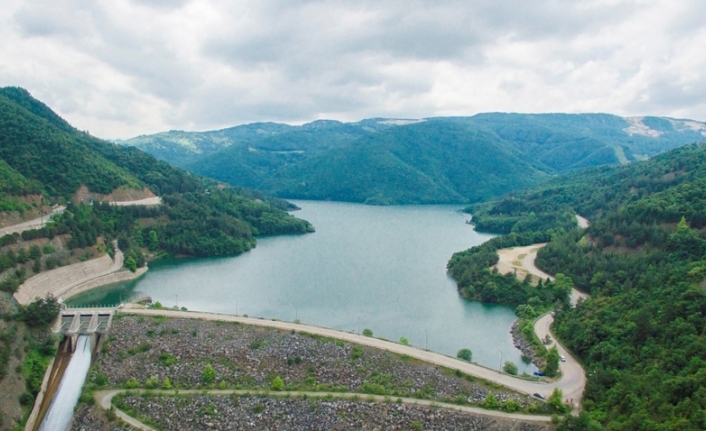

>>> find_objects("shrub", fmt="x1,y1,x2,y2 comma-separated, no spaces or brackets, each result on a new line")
351,346,363,359
503,361,518,375
94,373,108,387
124,377,139,389
19,392,33,406
271,376,285,391
158,353,176,366
503,399,522,412
202,364,216,384
457,348,472,362
482,393,501,410
162,377,172,389
144,375,159,389
362,328,373,337
399,336,409,345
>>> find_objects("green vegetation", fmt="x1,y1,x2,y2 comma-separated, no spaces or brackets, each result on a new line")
21,295,60,329
362,328,373,337
502,361,518,375
447,233,573,307
0,87,313,277
456,348,472,362
202,364,216,384
126,113,705,205
450,142,706,429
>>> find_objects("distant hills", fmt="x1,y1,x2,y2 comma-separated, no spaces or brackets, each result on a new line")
120,113,706,204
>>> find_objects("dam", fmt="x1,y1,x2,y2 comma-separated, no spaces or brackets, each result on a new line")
30,308,115,431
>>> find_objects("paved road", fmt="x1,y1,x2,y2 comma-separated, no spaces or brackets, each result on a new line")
120,308,581,401
534,314,585,410
576,215,590,229
94,389,552,428
0,206,65,236
520,246,553,281
109,196,162,206
1,197,161,237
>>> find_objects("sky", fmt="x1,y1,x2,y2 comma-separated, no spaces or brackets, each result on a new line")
1,0,705,139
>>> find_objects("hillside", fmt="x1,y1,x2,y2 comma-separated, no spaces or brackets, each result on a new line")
261,121,548,204
0,86,313,257
0,87,315,428
448,143,706,430
122,113,706,205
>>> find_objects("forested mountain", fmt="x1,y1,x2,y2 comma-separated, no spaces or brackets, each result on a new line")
449,143,706,430
121,113,706,205
0,87,313,269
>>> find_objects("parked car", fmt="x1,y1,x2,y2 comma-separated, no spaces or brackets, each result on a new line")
533,371,545,377
533,393,545,400
560,355,566,362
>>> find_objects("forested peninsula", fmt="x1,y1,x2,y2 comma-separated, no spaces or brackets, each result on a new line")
449,143,706,430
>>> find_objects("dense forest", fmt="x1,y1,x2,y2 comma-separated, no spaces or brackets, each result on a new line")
449,143,706,430
0,87,313,271
123,112,706,205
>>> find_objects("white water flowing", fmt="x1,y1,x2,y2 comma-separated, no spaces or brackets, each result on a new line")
39,335,92,431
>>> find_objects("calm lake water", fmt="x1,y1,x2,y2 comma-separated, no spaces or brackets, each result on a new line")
68,201,533,372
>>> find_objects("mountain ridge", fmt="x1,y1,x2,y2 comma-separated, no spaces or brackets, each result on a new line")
120,113,706,205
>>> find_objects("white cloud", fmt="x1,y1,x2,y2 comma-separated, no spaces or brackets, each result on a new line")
0,0,703,139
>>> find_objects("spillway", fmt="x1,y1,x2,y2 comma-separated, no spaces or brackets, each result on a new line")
38,335,92,431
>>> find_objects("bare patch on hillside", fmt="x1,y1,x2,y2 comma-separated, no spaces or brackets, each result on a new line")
73,186,156,204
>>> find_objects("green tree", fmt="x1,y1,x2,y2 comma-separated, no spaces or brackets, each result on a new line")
482,393,501,409
547,388,570,414
32,258,41,274
503,361,518,375
362,328,373,337
148,230,159,251
202,364,216,384
457,348,472,362
271,376,285,391
162,377,172,389
42,242,55,254
125,256,137,272
29,245,41,259
23,295,60,329
543,346,560,377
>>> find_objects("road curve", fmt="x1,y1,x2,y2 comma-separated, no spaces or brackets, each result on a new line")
534,314,585,409
0,206,65,236
113,307,582,401
496,241,589,409
0,197,162,237
94,389,552,427
575,215,590,229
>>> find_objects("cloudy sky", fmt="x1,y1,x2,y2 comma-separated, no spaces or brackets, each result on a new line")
1,0,704,139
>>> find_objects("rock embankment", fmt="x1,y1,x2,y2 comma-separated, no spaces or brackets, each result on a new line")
510,320,543,369
71,404,130,431
108,394,550,431
97,316,538,407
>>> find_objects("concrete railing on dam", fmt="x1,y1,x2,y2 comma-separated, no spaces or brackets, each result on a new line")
55,309,114,352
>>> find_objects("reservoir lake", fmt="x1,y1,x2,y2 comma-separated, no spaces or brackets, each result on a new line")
68,201,534,373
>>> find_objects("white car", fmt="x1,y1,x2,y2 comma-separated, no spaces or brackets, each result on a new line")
560,355,566,362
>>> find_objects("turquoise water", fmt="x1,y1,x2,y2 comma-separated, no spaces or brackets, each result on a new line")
68,201,533,372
